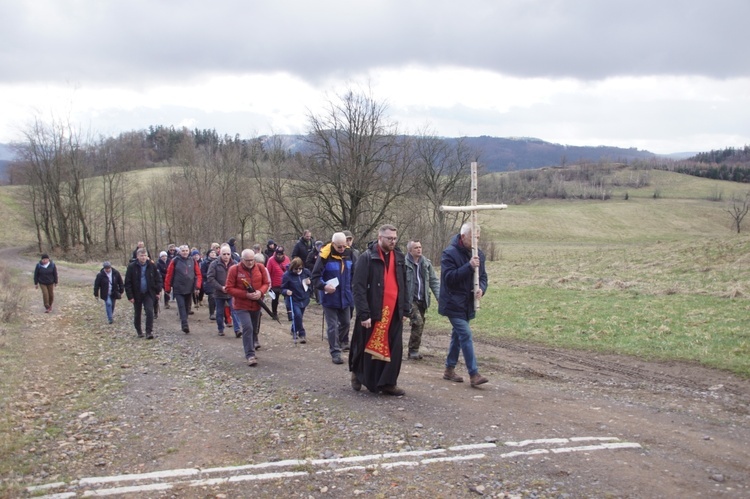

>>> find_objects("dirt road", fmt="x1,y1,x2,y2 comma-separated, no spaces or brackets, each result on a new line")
8,250,750,497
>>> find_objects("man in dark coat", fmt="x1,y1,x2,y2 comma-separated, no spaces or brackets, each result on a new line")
349,224,410,396
124,248,163,339
94,261,124,324
33,253,58,313
438,222,489,387
291,230,314,263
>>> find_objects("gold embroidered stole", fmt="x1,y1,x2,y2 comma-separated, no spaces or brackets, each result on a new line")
365,248,398,362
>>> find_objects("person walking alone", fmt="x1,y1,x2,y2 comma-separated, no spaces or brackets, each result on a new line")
33,253,58,313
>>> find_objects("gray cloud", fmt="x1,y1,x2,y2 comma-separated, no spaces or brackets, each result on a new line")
2,0,748,86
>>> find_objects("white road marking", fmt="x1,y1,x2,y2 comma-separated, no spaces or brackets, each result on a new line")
31,436,643,498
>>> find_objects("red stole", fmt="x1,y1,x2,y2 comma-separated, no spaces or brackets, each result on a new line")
365,247,398,362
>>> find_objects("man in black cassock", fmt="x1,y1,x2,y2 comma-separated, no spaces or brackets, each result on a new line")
349,224,410,396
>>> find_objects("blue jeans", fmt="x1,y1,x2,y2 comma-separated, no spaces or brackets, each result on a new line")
323,307,350,355
446,316,478,376
286,297,306,338
105,296,114,323
214,297,232,333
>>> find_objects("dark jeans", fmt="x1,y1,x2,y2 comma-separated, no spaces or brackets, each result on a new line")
236,309,261,359
174,293,192,328
271,287,282,317
214,296,232,332
133,294,155,335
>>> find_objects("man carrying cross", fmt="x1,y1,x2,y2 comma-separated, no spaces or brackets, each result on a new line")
438,222,489,387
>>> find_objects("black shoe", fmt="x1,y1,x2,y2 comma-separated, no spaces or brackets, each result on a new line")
332,355,344,365
146,333,154,340
137,332,144,338
235,331,242,338
341,342,350,352
182,326,190,334
188,310,194,315
218,330,225,336
350,372,361,391
254,343,261,350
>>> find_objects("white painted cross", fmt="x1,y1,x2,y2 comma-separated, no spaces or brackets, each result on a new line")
440,161,507,310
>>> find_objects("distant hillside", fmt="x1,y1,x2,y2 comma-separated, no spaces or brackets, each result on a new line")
0,134,662,182
459,136,657,171
279,135,659,173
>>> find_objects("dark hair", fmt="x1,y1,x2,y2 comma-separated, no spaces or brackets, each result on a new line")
289,257,304,271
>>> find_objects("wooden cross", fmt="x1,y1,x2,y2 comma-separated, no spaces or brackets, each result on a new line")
440,161,507,310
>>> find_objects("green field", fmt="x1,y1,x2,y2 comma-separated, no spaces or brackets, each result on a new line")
447,170,750,376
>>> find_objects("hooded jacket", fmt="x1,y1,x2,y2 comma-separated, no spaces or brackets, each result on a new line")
311,243,354,310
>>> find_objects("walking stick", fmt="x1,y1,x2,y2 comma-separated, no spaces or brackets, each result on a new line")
288,295,297,346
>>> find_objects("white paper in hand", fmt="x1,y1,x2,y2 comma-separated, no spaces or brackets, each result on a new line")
325,277,339,289
268,289,276,300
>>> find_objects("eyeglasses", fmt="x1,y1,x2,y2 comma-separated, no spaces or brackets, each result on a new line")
221,253,231,255
382,236,397,242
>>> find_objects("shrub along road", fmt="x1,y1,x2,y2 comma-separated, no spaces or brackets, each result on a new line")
3,249,750,497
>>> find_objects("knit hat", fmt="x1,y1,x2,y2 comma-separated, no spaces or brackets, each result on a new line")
191,249,200,256
159,251,168,258
103,261,111,268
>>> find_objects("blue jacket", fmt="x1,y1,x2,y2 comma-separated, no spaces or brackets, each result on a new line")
311,243,354,310
281,268,312,309
438,234,488,321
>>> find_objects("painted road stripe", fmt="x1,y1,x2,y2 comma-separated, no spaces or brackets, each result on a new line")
32,436,643,498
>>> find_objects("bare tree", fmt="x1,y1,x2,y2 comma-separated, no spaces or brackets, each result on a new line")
410,131,474,260
15,116,92,252
300,89,415,243
725,191,750,233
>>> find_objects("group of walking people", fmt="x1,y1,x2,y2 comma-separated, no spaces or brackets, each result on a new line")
37,221,490,397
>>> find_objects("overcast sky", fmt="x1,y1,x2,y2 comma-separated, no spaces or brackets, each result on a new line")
1,0,748,154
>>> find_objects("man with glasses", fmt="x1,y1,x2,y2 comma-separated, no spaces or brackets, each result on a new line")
226,249,270,366
311,232,355,365
350,225,409,395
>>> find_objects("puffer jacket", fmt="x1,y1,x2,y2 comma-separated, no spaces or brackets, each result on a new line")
226,261,270,311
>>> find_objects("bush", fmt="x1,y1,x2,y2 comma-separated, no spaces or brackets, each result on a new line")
0,264,24,323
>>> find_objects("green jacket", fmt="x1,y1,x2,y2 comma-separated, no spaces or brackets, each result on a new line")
405,253,440,310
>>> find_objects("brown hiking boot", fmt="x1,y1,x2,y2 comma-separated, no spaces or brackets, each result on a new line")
470,373,488,387
443,367,464,383
380,385,405,396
